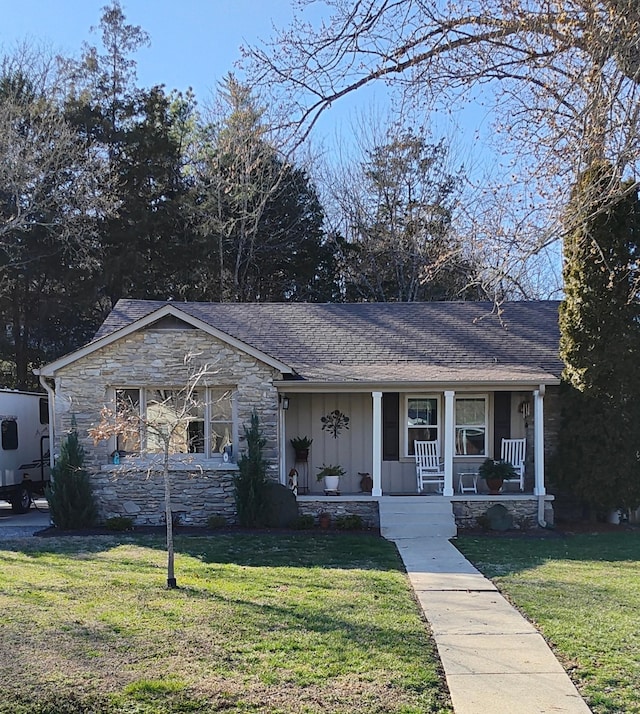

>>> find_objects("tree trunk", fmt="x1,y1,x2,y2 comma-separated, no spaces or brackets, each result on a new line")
163,453,177,589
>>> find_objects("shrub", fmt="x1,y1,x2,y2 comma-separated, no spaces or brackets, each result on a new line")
335,514,364,531
46,430,97,530
234,412,268,527
262,481,299,528
104,516,134,531
289,514,315,530
207,515,227,529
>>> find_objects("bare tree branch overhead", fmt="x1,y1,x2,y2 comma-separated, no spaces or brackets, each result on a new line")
244,0,640,290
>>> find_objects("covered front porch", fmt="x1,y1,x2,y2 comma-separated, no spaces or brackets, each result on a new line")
277,384,556,499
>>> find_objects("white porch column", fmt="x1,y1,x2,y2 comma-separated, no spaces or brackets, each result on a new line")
278,397,287,485
533,386,546,496
443,390,455,496
371,391,383,497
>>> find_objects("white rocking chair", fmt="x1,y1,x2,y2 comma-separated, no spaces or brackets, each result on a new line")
415,440,445,493
500,438,526,491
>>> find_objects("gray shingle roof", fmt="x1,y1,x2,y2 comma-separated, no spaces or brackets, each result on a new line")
93,300,562,384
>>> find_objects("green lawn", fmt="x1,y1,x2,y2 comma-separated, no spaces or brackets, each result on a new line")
0,533,453,714
455,531,640,714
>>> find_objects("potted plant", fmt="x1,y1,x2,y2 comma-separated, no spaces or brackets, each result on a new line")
290,436,313,461
479,458,517,495
316,463,345,493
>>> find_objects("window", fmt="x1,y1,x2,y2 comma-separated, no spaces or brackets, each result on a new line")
1,419,18,450
39,398,49,425
114,387,234,459
455,396,487,456
406,396,439,456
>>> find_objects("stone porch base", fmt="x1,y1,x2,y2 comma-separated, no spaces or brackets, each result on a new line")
297,494,555,532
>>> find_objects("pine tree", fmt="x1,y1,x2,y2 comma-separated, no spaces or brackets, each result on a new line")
46,430,98,529
234,412,268,527
555,162,640,513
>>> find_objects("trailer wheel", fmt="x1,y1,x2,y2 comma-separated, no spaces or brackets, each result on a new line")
11,485,31,514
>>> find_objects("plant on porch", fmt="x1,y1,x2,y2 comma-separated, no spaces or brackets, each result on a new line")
478,458,517,495
316,463,345,493
290,435,313,461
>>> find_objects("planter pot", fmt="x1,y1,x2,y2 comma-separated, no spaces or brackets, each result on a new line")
323,475,340,493
485,477,504,495
294,449,309,462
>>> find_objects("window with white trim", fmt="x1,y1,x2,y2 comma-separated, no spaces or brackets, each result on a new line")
406,396,439,456
114,387,234,459
455,395,487,456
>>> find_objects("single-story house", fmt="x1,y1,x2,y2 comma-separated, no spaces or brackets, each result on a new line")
36,300,562,531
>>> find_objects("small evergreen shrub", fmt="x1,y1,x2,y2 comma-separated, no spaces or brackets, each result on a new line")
104,516,134,531
234,412,268,527
46,430,98,530
335,514,364,530
289,514,315,530
207,515,227,529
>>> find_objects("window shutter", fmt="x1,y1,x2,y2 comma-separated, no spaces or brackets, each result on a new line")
382,393,400,461
493,391,511,458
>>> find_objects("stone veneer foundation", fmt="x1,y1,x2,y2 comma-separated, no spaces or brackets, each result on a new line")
96,464,238,526
452,495,555,530
296,496,380,529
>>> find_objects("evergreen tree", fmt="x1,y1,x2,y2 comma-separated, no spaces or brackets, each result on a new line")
234,413,268,527
195,75,336,302
0,60,110,388
65,1,196,306
46,430,98,529
555,162,640,513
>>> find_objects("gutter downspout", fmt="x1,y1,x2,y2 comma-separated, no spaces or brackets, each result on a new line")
37,373,56,470
538,494,547,529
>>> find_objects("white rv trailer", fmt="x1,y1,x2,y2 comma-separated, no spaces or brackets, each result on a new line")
0,390,50,513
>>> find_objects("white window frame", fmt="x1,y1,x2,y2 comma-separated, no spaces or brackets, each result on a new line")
404,394,441,458
454,394,488,457
110,386,236,462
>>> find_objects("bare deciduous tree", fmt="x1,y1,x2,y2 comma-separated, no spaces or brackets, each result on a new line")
0,47,113,270
321,119,481,300
90,356,221,589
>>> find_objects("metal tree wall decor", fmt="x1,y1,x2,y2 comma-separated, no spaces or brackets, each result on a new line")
321,409,350,438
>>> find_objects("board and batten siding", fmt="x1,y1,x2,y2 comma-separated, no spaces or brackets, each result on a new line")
285,389,535,495
285,392,373,494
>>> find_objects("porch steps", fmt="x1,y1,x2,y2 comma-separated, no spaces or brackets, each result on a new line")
378,496,457,539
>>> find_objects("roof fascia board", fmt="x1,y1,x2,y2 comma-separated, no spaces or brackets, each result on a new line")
37,304,294,377
275,378,560,393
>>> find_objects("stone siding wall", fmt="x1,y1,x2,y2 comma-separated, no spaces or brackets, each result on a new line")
95,465,238,526
53,326,281,520
297,499,380,529
453,497,554,530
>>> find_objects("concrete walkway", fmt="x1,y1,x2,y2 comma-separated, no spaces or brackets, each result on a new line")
392,536,593,714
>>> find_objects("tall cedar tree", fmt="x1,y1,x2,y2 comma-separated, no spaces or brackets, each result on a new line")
234,413,268,526
555,163,640,513
46,430,98,529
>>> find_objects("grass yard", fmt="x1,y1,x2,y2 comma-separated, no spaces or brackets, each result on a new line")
455,531,640,714
0,533,452,714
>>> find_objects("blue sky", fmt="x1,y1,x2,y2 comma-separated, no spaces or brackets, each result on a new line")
0,0,294,101
0,0,484,152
